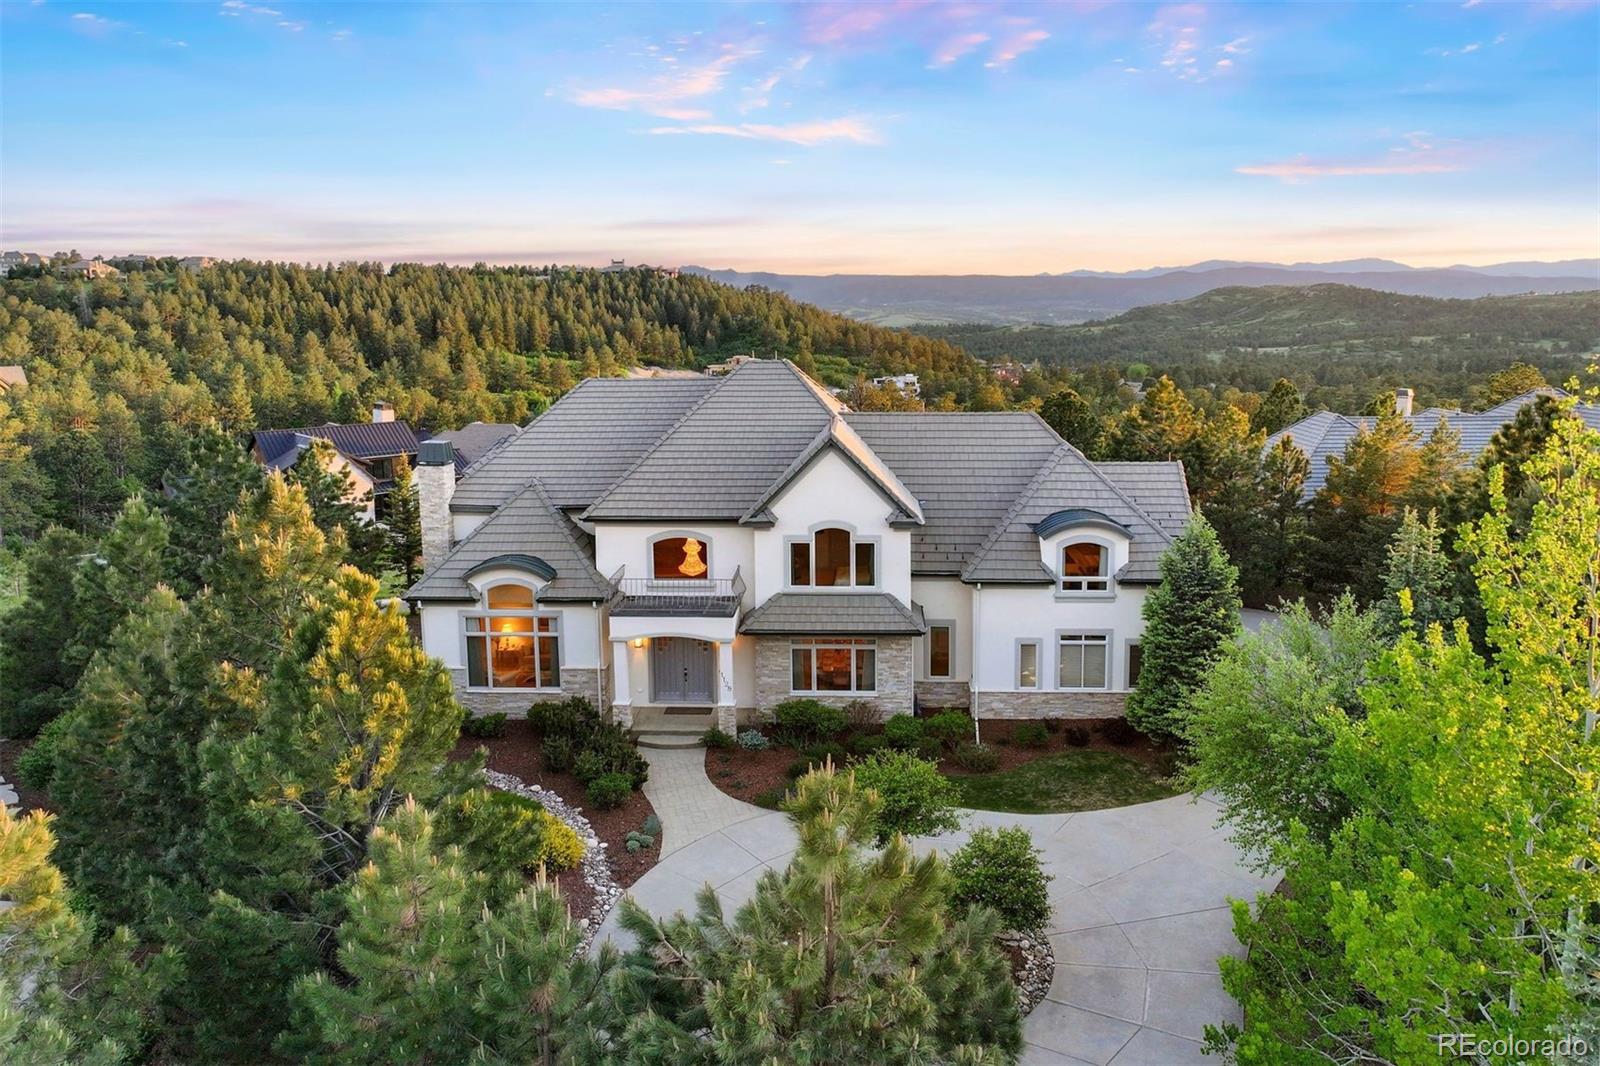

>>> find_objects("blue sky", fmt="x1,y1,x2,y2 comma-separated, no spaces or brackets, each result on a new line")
3,1,1596,273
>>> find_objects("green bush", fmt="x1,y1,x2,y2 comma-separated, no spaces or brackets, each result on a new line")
949,826,1052,932
772,698,848,745
461,712,508,739
572,723,648,787
1063,726,1091,747
924,711,973,752
540,733,574,772
440,787,549,876
736,729,770,751
1098,718,1141,746
702,727,735,749
883,714,923,749
915,735,945,761
536,814,585,871
953,742,999,772
850,732,888,758
586,773,633,810
752,787,786,810
801,741,847,766
785,758,812,780
850,749,962,844
641,814,661,836
529,696,601,740
16,710,73,792
1013,722,1049,749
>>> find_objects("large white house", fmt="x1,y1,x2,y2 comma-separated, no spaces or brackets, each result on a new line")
407,359,1191,734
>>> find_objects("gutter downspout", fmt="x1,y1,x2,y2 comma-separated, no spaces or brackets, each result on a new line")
971,582,982,745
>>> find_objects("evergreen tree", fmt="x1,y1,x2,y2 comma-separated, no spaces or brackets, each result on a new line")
1250,377,1306,434
159,422,266,596
1307,411,1423,600
610,764,1021,1064
286,439,388,574
384,452,423,585
1039,386,1104,457
1372,508,1462,639
0,527,91,737
1126,515,1242,741
36,429,125,533
1107,375,1199,464
1473,360,1548,408
1251,437,1310,598
0,399,49,544
64,495,169,678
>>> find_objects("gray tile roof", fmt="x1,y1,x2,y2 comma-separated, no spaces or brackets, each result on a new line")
738,592,927,636
1265,389,1600,499
426,422,519,470
583,359,842,521
406,480,611,602
741,416,924,527
450,377,716,512
844,412,1065,574
962,444,1188,585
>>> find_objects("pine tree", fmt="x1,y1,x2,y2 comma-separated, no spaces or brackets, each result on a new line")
159,422,266,596
1251,378,1306,434
1040,386,1104,457
1252,437,1310,597
610,764,1022,1063
384,453,423,586
1108,376,1200,464
1373,509,1462,639
286,439,389,574
1126,515,1242,741
64,495,169,678
0,527,92,737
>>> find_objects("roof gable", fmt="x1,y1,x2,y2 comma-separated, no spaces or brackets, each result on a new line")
740,416,924,527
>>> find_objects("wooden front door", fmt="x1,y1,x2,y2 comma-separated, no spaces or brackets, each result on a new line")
650,637,714,704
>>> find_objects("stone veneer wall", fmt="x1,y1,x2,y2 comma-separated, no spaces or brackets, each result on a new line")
450,667,605,718
915,680,972,711
754,637,913,722
972,690,1128,720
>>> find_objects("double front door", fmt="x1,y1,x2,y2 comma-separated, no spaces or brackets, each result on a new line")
650,637,714,704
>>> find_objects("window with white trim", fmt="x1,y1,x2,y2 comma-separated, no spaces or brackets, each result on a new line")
1060,542,1110,593
463,584,561,690
788,527,876,588
1057,633,1109,690
1017,641,1040,689
927,623,953,678
790,638,877,693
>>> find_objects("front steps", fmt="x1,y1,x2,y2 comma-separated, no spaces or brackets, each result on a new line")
628,706,716,749
635,732,706,750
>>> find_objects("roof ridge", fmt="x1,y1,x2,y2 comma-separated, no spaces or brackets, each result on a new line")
578,368,733,519
961,443,1073,581
778,358,850,417
449,375,610,485
1076,447,1182,545
738,415,923,526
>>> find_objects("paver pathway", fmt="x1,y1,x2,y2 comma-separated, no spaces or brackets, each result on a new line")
597,747,1276,1066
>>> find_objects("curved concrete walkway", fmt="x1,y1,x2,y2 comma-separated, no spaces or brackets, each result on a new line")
596,747,1275,1066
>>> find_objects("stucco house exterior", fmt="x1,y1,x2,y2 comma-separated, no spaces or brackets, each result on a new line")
406,359,1192,734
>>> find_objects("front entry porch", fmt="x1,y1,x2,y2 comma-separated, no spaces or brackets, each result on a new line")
610,631,738,736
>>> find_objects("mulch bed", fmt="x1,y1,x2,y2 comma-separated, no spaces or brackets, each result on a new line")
705,718,1176,807
449,718,661,924
0,737,52,815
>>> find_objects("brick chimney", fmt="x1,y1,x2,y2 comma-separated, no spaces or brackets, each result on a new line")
372,401,395,424
1393,388,1414,418
417,440,455,571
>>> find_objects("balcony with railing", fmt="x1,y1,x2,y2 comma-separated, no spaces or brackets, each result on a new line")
607,567,745,618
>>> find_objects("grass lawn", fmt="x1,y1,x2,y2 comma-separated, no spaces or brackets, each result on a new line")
953,750,1181,814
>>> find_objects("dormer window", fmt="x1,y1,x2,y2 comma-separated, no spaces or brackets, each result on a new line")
651,535,710,580
788,527,876,588
1060,542,1109,594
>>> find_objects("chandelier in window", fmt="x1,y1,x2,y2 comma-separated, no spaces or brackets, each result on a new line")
679,538,707,577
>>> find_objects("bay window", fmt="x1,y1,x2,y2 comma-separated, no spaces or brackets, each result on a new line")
788,527,877,588
1057,632,1109,690
464,583,561,689
791,638,877,693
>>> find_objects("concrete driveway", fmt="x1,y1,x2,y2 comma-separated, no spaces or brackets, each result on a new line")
595,748,1275,1066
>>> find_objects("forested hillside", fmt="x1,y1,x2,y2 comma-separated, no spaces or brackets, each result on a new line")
917,285,1599,411
0,261,986,541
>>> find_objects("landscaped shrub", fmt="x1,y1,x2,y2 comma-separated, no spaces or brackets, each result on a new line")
772,698,848,745
625,815,660,853
841,699,879,730
540,733,575,772
949,826,1052,932
915,735,945,762
1063,726,1091,747
440,787,574,876
801,741,847,766
883,714,924,749
850,733,888,758
15,710,73,792
850,749,962,844
736,728,770,751
785,758,813,780
1044,718,1064,733
572,723,648,787
461,712,508,739
702,727,735,749
924,711,973,752
1013,722,1049,749
586,772,633,810
953,742,999,772
535,814,586,871
753,787,786,810
529,696,601,740
1098,717,1141,746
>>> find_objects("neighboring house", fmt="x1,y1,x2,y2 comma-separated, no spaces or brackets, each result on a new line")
0,251,45,276
406,358,1192,734
424,421,518,467
58,258,120,280
251,403,423,521
1267,386,1600,499
0,366,27,393
871,373,921,397
704,353,760,376
178,256,218,272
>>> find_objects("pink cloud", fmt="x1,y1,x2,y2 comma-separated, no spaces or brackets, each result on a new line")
986,28,1049,69
930,31,990,67
1237,138,1469,181
647,116,879,147
571,44,760,119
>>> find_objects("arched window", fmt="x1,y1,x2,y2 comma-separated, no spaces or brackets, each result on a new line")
463,583,560,689
1060,541,1109,593
788,527,876,588
651,535,710,580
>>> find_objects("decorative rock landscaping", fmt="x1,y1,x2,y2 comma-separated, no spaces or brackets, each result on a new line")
484,769,622,953
999,928,1056,1016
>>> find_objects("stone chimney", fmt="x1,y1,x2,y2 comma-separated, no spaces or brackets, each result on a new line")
417,440,456,571
372,401,395,424
1393,388,1414,418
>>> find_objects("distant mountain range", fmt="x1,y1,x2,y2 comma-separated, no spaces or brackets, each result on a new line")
682,259,1600,326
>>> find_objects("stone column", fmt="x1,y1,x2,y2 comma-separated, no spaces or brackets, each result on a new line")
416,440,455,572
715,640,737,734
611,640,633,729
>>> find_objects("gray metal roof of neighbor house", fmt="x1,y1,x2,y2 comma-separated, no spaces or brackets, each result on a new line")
449,377,717,512
406,480,612,602
253,421,421,467
1265,389,1600,499
962,443,1188,585
738,592,927,636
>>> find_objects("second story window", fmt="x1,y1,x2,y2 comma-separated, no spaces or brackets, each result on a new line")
651,535,709,580
789,527,877,588
1060,542,1110,593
